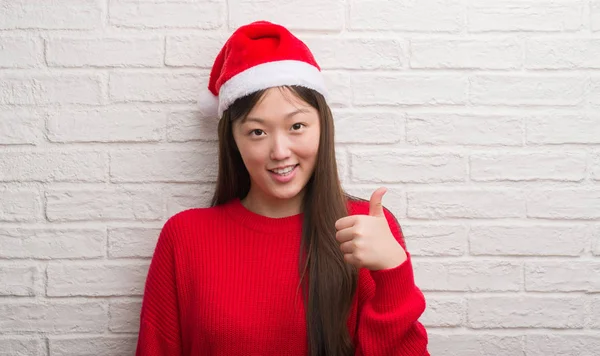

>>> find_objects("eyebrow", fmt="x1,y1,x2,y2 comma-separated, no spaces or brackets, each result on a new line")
242,108,310,124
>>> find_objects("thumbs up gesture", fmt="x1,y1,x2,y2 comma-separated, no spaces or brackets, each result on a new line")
335,187,407,271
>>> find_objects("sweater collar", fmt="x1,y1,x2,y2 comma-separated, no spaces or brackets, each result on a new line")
223,198,304,234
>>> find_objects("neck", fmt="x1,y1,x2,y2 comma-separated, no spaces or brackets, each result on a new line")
241,188,305,218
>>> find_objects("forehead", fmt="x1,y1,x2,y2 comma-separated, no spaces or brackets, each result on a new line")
242,87,317,124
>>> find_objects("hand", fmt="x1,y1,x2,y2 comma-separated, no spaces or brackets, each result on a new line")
335,187,407,271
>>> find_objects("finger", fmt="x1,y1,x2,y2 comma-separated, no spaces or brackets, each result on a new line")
369,187,387,217
335,215,358,231
335,228,356,244
339,241,355,254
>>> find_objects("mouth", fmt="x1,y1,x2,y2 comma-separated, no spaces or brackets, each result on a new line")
268,164,299,176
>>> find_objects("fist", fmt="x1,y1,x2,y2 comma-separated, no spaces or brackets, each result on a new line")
335,187,407,271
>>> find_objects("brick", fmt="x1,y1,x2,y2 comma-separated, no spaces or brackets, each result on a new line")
46,188,163,222
527,113,600,144
525,262,600,292
343,186,405,219
303,37,404,70
0,337,44,356
0,189,41,222
47,262,149,297
113,0,200,2
350,0,463,32
47,37,163,68
526,39,600,69
406,113,523,146
0,228,105,259
470,224,589,256
0,36,42,68
109,72,202,103
165,34,227,68
402,224,467,256
589,297,600,328
230,0,343,31
468,0,583,32
525,334,600,356
470,152,586,182
110,3,222,29
467,296,583,328
594,225,600,256
49,336,137,356
0,0,101,30
428,333,524,356
591,76,600,106
592,152,600,181
0,301,107,332
0,109,43,145
110,148,217,183
167,109,219,142
408,189,526,219
48,108,166,143
337,148,349,185
323,72,352,107
0,265,38,296
0,75,103,105
411,39,521,69
527,189,600,219
593,1,600,32
109,227,161,258
353,74,467,106
166,184,215,216
0,151,107,182
109,299,142,333
332,110,403,144
470,75,585,106
420,296,464,327
350,152,465,183
414,260,521,292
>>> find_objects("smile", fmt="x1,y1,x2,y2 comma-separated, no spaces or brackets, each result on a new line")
269,164,298,175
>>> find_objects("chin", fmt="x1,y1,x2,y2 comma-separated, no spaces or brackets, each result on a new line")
268,184,305,200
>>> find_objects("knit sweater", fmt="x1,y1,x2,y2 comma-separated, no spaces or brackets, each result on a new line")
135,198,429,356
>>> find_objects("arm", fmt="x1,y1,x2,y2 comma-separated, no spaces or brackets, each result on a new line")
354,209,429,356
136,218,183,356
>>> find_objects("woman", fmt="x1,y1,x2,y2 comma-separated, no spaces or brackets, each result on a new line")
136,21,429,356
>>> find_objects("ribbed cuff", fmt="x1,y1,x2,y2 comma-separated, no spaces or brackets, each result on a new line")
368,252,418,311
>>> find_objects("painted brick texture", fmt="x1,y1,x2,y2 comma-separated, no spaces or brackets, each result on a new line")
1,0,598,354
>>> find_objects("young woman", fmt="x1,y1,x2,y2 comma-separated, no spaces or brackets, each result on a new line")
136,21,429,356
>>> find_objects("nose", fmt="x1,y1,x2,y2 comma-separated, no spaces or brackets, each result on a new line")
270,133,291,161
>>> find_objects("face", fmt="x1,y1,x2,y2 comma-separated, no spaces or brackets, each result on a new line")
232,87,320,205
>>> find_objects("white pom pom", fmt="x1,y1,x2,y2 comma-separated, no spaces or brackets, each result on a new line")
197,87,219,120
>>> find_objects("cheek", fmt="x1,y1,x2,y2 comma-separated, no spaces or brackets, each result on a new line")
299,131,320,161
237,143,266,171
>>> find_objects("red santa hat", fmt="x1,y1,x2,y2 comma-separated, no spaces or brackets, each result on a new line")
198,21,327,119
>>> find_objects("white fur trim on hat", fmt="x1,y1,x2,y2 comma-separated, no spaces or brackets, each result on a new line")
217,60,327,118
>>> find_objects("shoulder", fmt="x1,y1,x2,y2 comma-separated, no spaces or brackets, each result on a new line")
158,203,228,241
166,205,221,226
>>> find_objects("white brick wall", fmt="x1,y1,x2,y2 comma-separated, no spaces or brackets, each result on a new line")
0,0,599,354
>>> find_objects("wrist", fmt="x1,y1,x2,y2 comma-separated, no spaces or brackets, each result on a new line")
376,246,407,270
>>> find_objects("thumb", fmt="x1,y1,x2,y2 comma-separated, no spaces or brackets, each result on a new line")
369,187,387,217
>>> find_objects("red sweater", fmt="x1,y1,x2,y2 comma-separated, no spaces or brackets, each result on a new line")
136,198,429,355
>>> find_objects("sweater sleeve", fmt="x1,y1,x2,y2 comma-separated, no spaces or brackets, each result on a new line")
354,208,429,356
136,218,183,356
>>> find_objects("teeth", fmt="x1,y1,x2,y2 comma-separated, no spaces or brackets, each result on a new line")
272,165,295,175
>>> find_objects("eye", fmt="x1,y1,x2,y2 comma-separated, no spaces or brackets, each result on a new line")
249,129,265,136
291,123,305,131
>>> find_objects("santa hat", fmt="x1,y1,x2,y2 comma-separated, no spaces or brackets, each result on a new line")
198,21,327,119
